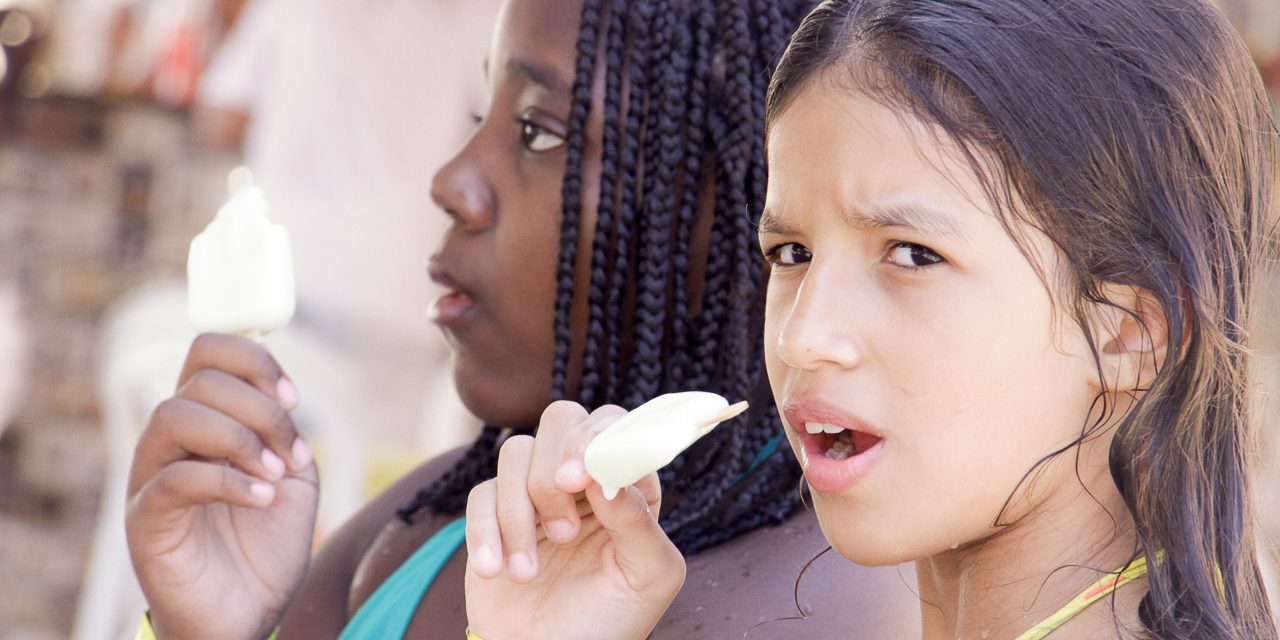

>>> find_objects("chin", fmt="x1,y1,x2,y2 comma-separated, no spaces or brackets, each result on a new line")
451,358,546,430
813,497,928,567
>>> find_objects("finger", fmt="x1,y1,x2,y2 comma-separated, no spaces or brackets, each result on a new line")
494,434,538,583
555,405,627,494
128,398,285,496
528,403,619,543
130,460,276,525
175,369,305,470
584,482,685,596
465,480,504,579
178,333,299,411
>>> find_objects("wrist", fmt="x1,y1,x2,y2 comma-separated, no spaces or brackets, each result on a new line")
136,612,280,640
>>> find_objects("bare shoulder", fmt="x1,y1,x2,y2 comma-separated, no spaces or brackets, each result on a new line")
277,445,471,638
653,509,922,640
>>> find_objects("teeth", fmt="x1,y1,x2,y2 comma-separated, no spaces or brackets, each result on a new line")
824,436,856,461
804,422,845,435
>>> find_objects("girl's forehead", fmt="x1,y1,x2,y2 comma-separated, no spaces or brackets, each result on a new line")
769,85,977,206
493,0,584,67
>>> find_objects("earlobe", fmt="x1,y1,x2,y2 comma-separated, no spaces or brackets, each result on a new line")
1093,286,1169,393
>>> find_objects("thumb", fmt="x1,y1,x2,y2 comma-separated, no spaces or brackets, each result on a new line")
583,482,685,598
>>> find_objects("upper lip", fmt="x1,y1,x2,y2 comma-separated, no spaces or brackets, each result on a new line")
781,394,885,439
427,256,473,297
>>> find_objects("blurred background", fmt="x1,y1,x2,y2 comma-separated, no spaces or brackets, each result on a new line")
0,1,1275,639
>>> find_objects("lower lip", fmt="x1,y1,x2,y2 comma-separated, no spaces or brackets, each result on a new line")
428,290,476,326
800,435,885,494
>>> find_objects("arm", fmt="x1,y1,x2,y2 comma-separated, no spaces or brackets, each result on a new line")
276,445,469,637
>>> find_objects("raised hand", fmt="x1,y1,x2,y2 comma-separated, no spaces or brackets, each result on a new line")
125,333,319,640
464,401,686,640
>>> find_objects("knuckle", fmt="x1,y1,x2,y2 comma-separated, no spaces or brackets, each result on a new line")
183,369,219,397
150,397,186,428
541,400,588,424
592,404,627,418
190,332,221,354
218,465,240,496
495,500,531,528
249,347,280,380
265,404,293,439
526,476,562,508
467,480,494,505
498,435,534,462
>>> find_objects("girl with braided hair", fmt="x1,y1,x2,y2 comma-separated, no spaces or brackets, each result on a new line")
465,0,1280,638
124,0,921,638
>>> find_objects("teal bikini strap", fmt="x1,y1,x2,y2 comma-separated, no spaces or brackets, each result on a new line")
732,432,785,484
339,433,785,639
339,517,468,640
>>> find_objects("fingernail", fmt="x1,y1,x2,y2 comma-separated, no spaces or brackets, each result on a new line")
260,449,285,481
508,551,535,578
544,519,574,542
555,459,585,485
291,437,312,470
472,544,498,570
249,482,275,504
276,377,300,410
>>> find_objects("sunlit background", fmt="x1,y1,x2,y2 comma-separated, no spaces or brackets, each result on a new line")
0,1,1275,639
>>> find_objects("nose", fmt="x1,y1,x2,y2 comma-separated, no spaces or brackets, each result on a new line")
774,262,865,371
430,139,495,232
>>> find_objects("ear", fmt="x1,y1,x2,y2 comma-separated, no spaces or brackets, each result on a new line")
1089,285,1169,393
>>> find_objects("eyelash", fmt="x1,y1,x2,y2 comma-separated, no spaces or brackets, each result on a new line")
516,118,565,152
466,112,565,153
762,242,946,271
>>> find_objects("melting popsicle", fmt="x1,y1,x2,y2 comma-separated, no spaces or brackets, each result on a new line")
187,179,296,337
584,392,749,500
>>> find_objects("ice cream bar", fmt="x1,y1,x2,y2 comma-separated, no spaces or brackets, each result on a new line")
187,184,295,337
585,392,749,500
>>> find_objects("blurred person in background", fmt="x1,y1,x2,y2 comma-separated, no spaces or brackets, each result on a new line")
78,1,499,638
192,0,500,490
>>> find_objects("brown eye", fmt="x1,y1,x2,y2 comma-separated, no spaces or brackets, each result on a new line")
767,243,812,266
520,120,565,152
886,243,944,269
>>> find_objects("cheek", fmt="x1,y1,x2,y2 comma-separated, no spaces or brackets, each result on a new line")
762,276,795,388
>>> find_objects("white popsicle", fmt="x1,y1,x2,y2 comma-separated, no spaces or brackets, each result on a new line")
187,181,296,337
584,392,749,500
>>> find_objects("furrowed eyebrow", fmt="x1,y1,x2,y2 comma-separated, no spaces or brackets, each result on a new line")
757,208,799,236
844,202,970,241
759,202,971,243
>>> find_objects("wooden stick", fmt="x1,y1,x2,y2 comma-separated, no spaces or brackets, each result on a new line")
698,400,749,429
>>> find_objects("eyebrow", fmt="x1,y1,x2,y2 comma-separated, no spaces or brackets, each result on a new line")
481,58,570,96
758,202,970,241
510,58,569,95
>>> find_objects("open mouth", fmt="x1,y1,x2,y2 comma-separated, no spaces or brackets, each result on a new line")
804,422,883,461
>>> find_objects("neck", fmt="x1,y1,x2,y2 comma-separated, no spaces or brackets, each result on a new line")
915,451,1143,639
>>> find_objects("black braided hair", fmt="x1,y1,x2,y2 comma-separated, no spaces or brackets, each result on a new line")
399,0,818,555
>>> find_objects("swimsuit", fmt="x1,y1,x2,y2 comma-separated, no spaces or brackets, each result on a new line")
339,433,786,638
1015,556,1150,639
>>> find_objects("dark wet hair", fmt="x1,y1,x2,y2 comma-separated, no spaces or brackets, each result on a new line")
399,0,818,554
768,0,1278,636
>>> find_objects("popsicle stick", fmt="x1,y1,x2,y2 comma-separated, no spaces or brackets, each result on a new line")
238,329,264,344
697,400,749,429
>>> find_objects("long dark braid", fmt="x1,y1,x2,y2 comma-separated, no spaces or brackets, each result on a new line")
400,0,817,555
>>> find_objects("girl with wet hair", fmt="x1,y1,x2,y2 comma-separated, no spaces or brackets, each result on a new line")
466,0,1280,638
124,0,921,638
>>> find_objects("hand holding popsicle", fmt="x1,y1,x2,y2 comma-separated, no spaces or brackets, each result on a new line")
464,394,746,640
125,176,316,640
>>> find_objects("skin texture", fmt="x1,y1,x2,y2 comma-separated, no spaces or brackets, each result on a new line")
459,74,1170,639
760,79,1157,638
127,1,922,638
286,2,919,639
